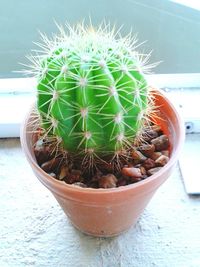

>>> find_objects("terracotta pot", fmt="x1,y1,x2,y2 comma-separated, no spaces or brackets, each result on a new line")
21,90,184,237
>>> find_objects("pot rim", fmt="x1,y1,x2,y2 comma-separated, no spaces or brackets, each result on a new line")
21,89,185,195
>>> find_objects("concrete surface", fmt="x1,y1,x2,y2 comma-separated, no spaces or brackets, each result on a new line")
0,139,200,267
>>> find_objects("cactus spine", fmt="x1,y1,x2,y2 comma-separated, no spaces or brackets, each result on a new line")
29,23,154,168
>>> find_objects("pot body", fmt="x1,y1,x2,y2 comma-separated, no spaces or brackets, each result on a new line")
21,91,184,237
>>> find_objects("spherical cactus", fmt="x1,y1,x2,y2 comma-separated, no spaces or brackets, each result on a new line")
28,22,155,169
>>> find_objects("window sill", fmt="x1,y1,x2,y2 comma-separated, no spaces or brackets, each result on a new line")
0,77,35,137
0,74,200,137
0,93,34,137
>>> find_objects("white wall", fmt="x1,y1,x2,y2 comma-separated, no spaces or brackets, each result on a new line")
0,0,199,77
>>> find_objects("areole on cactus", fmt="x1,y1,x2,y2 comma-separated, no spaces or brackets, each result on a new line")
26,22,157,169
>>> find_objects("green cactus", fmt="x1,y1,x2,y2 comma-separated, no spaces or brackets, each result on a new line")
29,23,154,168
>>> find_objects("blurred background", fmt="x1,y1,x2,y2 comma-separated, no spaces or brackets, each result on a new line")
0,0,199,78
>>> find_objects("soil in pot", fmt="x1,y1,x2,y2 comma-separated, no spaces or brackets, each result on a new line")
33,123,170,189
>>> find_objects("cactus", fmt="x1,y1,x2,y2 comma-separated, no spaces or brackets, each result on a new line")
28,22,156,169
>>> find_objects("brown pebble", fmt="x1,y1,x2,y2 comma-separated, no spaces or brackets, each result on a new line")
151,125,162,133
142,158,156,170
58,166,69,180
91,169,103,181
72,169,81,175
161,150,170,157
155,155,169,166
67,169,82,184
142,130,158,142
122,167,142,178
98,174,117,188
139,144,155,157
49,172,56,178
32,129,42,145
139,166,147,176
41,158,61,173
130,176,142,183
131,149,147,162
117,179,127,187
151,135,169,151
147,167,162,176
34,141,51,165
73,182,87,188
150,152,162,160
